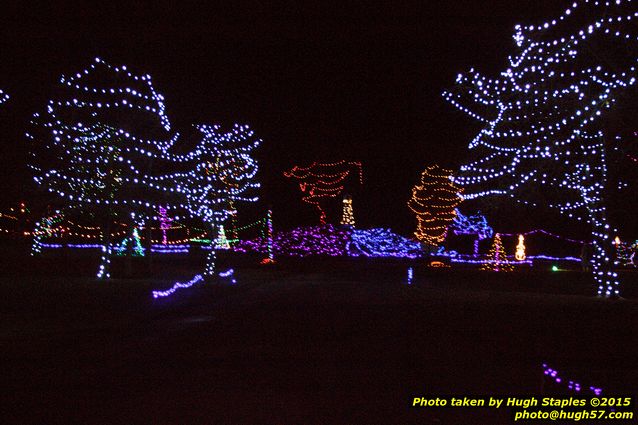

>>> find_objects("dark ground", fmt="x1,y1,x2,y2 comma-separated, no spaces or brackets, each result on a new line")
1,249,637,424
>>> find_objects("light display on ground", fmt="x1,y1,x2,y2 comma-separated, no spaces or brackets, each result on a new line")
236,224,423,259
542,364,602,396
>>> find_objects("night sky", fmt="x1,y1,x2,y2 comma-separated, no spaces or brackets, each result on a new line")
0,1,587,236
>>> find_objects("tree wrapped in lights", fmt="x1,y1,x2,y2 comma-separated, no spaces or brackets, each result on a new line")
482,233,513,272
443,0,638,297
284,161,362,224
408,165,462,246
28,58,261,278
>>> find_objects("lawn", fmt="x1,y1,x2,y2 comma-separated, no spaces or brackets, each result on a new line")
1,252,637,424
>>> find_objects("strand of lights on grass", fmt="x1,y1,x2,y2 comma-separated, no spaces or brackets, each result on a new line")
284,161,362,225
542,364,602,395
219,268,237,284
442,0,638,296
481,234,514,272
408,165,463,246
515,235,526,260
340,195,355,226
27,58,261,278
152,274,204,298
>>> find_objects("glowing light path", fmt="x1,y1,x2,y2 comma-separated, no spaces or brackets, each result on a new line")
542,364,602,395
152,274,203,299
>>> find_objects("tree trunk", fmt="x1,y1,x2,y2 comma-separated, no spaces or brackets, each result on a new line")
204,220,217,279
98,220,112,280
585,201,619,297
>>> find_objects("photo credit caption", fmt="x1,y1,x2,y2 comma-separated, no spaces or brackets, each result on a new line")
410,396,634,422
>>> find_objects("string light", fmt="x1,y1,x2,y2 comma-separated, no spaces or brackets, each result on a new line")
408,165,462,246
450,209,493,255
443,0,635,296
27,58,261,278
284,161,362,224
340,195,355,226
152,274,204,299
261,209,275,264
348,228,423,258
542,364,602,395
237,225,423,258
515,234,526,260
215,225,230,250
481,233,514,272
158,206,172,246
0,89,8,104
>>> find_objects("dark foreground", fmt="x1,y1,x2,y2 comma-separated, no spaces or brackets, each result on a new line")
1,254,638,424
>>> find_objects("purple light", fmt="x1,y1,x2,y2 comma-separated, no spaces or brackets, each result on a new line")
152,274,203,298
541,364,602,395
235,225,422,258
349,228,423,258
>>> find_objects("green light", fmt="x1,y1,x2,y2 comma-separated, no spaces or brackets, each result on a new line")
552,265,559,272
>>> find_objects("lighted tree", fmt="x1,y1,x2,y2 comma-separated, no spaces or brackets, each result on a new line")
284,161,362,224
28,58,261,278
340,194,355,226
515,234,526,261
443,1,638,297
408,165,462,246
482,233,514,272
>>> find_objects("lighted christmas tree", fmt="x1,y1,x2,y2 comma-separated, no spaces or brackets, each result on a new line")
340,195,355,226
408,165,462,246
28,58,261,278
284,161,362,224
215,225,230,250
443,1,637,297
515,234,526,261
482,233,513,272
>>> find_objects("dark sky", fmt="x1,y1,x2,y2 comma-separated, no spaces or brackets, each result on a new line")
0,1,568,235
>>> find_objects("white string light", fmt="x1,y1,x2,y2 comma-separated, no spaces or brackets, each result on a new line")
443,0,636,297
